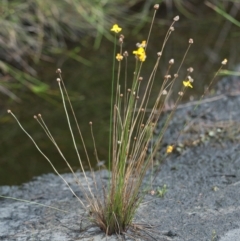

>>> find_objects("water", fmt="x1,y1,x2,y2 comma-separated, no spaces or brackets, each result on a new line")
1,9,239,185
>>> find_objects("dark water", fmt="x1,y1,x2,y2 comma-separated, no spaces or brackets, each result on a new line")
1,7,239,185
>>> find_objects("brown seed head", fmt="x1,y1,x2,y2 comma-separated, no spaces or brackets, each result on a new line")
169,59,174,65
173,15,179,21
162,90,168,95
187,76,194,83
56,68,61,74
123,51,128,57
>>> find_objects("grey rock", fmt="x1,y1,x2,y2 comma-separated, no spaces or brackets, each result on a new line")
1,76,240,240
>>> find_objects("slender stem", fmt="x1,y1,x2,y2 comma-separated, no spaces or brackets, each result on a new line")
109,34,117,170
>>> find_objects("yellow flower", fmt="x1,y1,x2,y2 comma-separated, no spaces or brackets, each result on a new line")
141,40,146,47
166,145,174,154
116,53,123,61
183,80,193,88
139,53,146,62
133,47,146,62
133,47,145,55
111,24,122,33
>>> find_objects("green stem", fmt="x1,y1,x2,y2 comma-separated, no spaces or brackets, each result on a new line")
109,34,117,170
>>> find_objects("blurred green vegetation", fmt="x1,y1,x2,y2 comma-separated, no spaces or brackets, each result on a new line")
1,0,239,100
0,0,155,92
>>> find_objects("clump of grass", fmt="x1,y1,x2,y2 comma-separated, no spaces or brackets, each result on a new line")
7,4,228,238
84,8,194,235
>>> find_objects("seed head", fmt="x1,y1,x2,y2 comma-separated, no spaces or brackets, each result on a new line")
178,91,184,96
89,121,92,125
157,52,162,57
119,37,123,44
189,38,193,44
187,67,194,73
165,75,171,79
174,73,178,78
170,26,175,31
139,76,143,81
187,76,194,83
56,68,61,74
222,58,227,65
34,115,37,119
169,59,174,65
7,109,11,113
136,42,141,48
38,114,41,117
123,51,128,57
162,90,168,95
56,78,61,82
120,34,124,39
173,16,179,21
150,190,155,195
154,4,159,10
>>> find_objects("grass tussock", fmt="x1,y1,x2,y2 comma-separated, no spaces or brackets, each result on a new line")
7,4,228,237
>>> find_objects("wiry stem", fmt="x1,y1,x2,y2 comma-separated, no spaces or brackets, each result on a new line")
7,110,86,209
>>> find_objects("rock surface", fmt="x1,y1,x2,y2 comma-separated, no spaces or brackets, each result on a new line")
1,74,240,241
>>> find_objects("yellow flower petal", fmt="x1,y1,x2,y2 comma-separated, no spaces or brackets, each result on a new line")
183,80,193,88
111,24,122,33
139,53,146,62
133,47,146,61
137,47,145,54
166,145,173,153
141,40,146,47
116,53,123,61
